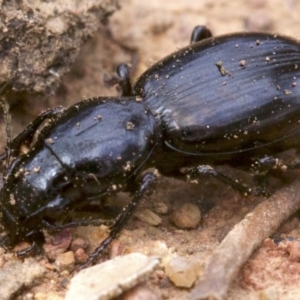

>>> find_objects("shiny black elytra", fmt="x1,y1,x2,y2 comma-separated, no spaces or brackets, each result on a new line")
2,26,300,265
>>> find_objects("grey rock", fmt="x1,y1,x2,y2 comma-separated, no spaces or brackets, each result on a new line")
0,258,46,300
65,253,160,300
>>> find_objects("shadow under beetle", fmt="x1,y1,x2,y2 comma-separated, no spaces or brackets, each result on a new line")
2,25,300,265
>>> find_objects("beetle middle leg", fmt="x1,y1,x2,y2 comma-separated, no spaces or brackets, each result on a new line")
82,172,156,268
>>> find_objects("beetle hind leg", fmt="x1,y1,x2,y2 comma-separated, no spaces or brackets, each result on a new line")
104,63,132,96
185,165,251,195
251,155,299,195
190,25,212,44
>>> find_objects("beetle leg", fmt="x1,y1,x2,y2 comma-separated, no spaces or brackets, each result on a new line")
81,172,156,268
186,165,251,195
0,99,12,171
103,63,132,96
287,160,300,169
250,156,286,195
16,241,38,256
190,25,212,44
252,156,299,197
42,218,115,231
116,64,132,96
252,156,287,173
1,107,64,160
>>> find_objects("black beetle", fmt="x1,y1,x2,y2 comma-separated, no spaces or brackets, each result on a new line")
2,26,300,265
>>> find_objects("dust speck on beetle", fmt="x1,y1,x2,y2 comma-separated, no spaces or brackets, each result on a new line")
239,60,246,68
215,61,229,76
126,121,134,131
45,138,54,144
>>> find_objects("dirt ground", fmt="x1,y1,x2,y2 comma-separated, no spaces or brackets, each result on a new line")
2,0,300,299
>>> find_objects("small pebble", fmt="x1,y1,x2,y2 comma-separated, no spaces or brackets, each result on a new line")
153,202,169,214
0,247,5,256
60,270,70,277
135,209,162,226
121,283,160,300
43,229,72,260
263,238,277,250
110,240,125,259
24,293,34,300
54,251,75,272
0,258,45,300
60,277,70,289
74,248,88,264
34,292,64,300
164,256,201,288
250,0,267,7
151,241,169,257
283,240,300,262
45,263,56,271
169,203,201,229
65,253,160,300
259,286,279,300
70,237,89,252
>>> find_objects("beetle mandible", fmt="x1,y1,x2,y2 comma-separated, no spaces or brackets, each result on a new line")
2,26,300,265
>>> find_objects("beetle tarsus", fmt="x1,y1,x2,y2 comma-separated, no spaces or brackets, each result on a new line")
252,186,271,197
16,241,38,257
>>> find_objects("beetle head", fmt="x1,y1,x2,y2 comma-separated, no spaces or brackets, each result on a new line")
0,175,46,248
0,150,69,249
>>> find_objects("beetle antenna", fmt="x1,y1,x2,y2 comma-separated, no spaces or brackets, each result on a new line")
2,100,11,174
0,83,12,174
2,100,12,174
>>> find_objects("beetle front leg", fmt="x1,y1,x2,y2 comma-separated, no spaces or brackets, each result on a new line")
0,107,64,161
16,241,38,256
81,172,156,268
10,107,64,152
